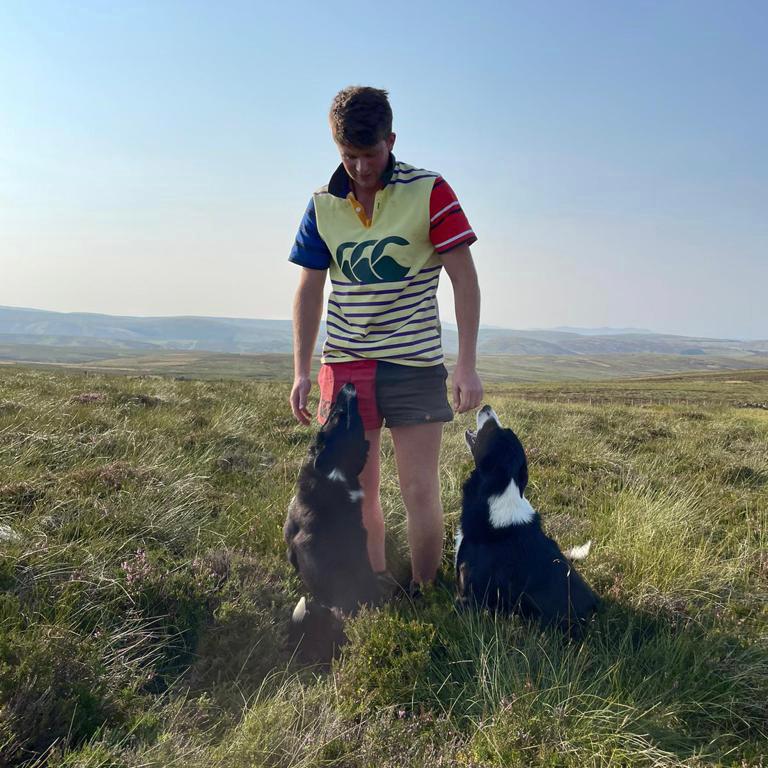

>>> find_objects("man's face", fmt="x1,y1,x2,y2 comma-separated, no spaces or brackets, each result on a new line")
335,133,396,194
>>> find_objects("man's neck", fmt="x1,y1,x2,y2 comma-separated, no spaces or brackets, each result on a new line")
350,182,380,219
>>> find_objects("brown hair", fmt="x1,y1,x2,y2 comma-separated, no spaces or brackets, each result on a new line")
329,86,393,148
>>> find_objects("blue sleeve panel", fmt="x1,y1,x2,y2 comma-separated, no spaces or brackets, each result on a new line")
288,198,332,270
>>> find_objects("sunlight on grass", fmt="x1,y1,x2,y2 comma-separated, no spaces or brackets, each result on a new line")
1,368,766,767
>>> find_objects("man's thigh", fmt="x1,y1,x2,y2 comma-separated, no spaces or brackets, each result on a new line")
317,360,383,430
390,422,444,493
376,362,453,428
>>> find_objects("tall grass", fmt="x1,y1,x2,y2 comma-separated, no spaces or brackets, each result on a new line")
1,368,766,766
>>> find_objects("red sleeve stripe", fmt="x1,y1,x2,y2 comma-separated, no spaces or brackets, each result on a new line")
429,177,456,213
434,229,476,251
430,200,460,222
430,207,464,231
429,175,477,252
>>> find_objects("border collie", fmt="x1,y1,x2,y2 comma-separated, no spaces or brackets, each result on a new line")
284,383,380,658
456,405,599,633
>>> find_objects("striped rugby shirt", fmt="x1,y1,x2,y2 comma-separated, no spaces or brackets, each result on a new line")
289,155,476,366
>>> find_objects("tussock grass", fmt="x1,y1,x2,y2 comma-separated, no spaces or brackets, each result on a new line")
1,368,767,766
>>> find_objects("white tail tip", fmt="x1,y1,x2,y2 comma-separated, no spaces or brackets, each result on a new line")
565,540,592,561
292,596,307,623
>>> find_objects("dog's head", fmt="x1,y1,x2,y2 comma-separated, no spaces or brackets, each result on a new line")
465,405,528,498
311,383,369,478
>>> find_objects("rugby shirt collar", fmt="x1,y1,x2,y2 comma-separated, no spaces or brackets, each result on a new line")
327,153,396,198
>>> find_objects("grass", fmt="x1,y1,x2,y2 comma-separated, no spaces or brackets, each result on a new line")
0,367,766,766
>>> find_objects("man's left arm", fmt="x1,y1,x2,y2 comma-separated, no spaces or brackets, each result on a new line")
441,244,483,413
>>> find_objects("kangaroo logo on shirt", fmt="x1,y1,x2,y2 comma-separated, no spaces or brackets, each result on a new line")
335,236,410,284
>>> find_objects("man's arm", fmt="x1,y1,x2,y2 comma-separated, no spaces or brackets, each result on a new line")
440,244,483,414
290,267,327,424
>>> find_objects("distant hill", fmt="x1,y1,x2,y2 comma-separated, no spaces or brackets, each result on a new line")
1,305,766,361
548,326,655,336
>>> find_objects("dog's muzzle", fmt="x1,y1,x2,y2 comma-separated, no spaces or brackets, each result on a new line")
477,405,500,431
336,383,358,429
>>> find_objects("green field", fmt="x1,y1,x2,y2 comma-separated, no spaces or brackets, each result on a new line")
2,345,768,383
1,366,766,766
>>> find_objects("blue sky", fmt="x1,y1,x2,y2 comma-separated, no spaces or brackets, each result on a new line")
1,0,766,338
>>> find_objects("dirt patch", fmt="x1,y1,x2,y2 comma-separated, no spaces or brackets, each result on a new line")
69,392,107,405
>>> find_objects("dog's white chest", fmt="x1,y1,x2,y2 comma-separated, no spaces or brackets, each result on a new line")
488,480,535,527
328,469,364,504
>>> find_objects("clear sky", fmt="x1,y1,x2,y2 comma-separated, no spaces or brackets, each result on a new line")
1,1,766,339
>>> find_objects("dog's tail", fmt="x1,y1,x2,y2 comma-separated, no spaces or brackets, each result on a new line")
564,540,592,561
289,596,347,664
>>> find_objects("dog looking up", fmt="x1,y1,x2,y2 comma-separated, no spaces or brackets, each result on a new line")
284,383,380,658
456,405,599,634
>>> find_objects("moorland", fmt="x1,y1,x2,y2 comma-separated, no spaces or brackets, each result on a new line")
1,364,766,766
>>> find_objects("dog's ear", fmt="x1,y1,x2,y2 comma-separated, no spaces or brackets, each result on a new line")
516,460,529,496
351,439,370,475
478,452,499,477
313,445,334,475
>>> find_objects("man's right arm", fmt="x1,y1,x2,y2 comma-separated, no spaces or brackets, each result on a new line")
290,266,327,424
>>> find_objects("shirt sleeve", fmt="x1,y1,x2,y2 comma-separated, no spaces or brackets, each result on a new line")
288,197,332,269
429,177,477,254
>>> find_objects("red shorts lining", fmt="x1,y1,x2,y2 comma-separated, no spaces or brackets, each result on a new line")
317,360,383,431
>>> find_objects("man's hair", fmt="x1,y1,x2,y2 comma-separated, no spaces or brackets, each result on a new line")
329,86,393,148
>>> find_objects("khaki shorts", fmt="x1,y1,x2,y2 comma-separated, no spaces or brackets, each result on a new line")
318,360,454,430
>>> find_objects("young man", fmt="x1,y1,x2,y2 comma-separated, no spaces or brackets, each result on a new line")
288,86,482,589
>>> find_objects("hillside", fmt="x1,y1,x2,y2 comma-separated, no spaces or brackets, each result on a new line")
2,305,766,360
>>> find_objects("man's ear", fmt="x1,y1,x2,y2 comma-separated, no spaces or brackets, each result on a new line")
386,132,396,152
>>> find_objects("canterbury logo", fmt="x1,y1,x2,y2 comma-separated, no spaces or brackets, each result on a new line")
335,236,410,284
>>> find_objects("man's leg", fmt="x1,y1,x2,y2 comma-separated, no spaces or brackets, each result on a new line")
360,428,386,573
389,422,444,585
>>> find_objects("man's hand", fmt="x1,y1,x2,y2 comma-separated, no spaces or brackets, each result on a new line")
290,375,312,425
452,362,483,414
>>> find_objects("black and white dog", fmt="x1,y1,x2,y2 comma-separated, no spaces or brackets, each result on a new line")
456,405,599,633
284,383,380,659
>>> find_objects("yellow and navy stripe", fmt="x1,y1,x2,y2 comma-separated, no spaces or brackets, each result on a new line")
289,155,475,366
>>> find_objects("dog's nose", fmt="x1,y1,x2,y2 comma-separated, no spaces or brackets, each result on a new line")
477,405,500,431
340,383,357,398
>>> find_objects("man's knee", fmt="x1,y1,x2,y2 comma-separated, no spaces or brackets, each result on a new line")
399,477,442,517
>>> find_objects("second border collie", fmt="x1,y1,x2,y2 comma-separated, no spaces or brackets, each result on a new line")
456,406,599,633
284,383,380,659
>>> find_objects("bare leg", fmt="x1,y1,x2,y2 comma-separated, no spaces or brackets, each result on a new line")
389,422,444,585
359,428,386,573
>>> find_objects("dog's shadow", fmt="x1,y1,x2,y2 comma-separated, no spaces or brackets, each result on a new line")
420,587,766,762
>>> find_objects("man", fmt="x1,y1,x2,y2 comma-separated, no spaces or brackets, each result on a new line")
288,86,482,590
